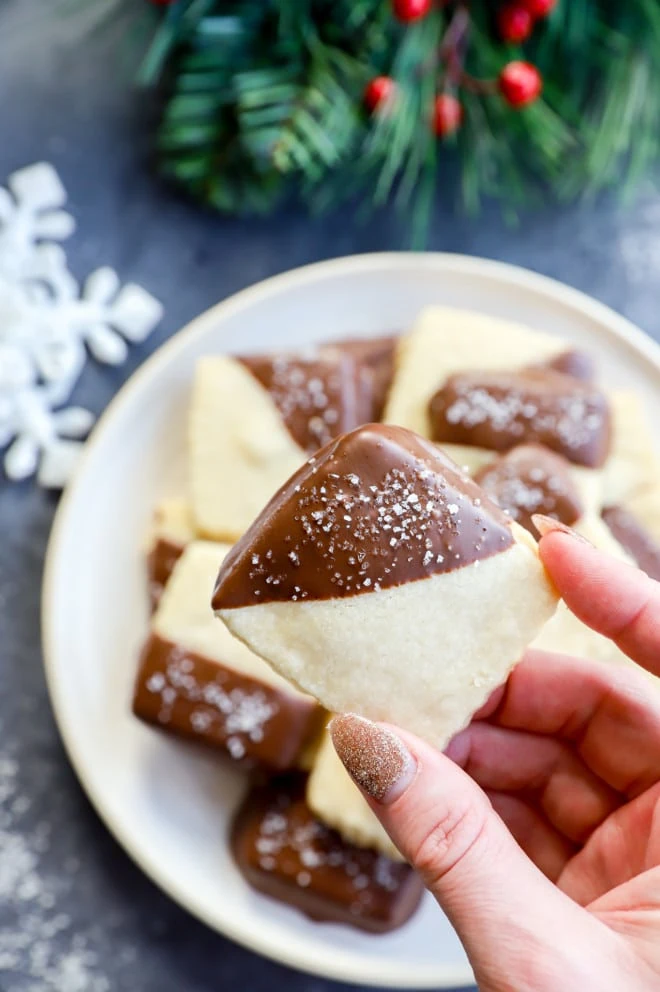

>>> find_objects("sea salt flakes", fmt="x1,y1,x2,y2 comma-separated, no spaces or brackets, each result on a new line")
226,736,246,760
253,793,403,912
444,379,605,455
0,753,111,990
263,357,344,452
145,672,165,693
150,651,278,747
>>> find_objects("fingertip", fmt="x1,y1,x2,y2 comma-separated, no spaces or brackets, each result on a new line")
536,527,660,671
537,528,605,596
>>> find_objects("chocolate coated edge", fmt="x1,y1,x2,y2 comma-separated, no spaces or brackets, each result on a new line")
230,777,424,933
428,370,611,468
602,505,660,582
132,635,325,771
212,423,515,610
146,537,185,612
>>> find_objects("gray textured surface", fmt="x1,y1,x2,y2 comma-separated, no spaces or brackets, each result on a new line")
2,2,660,990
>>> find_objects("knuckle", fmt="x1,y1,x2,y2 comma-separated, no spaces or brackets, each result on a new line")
412,800,489,891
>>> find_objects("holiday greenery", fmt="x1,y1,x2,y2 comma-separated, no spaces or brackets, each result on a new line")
134,0,660,243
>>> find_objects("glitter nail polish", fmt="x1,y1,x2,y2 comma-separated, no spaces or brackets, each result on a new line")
330,713,417,804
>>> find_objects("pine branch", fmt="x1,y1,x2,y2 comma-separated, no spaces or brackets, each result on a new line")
61,0,660,240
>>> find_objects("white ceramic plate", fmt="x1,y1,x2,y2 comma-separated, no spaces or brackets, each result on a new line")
42,254,660,990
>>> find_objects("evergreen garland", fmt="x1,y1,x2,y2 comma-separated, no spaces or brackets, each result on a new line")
134,0,660,243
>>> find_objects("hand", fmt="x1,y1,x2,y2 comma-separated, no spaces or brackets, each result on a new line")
331,525,660,991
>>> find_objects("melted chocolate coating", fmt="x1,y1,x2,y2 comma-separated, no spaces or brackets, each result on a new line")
535,349,595,382
147,538,185,611
429,368,611,468
133,635,324,770
475,444,583,536
231,775,423,933
602,506,660,581
212,423,514,609
240,353,373,454
322,335,398,420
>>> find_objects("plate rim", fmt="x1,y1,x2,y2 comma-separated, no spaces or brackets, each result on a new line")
41,251,660,989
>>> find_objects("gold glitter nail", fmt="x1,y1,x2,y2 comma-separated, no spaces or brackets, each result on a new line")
330,714,416,804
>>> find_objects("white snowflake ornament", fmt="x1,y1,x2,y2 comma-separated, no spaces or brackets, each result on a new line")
0,163,75,281
0,162,163,487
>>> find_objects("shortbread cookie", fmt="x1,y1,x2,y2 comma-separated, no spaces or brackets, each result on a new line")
603,391,660,505
474,445,585,535
213,424,558,750
438,445,601,518
189,352,372,541
602,503,660,581
307,731,402,860
429,369,611,468
134,541,323,769
625,475,660,544
533,513,633,666
231,775,423,933
383,307,564,437
146,497,196,609
435,443,496,476
530,348,596,381
322,335,398,420
240,352,373,453
149,497,196,547
533,602,629,666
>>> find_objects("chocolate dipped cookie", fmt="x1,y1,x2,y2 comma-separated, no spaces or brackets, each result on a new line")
231,775,422,932
134,540,323,770
190,352,373,541
213,424,558,750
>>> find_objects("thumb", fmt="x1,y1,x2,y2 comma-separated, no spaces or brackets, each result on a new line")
330,713,610,988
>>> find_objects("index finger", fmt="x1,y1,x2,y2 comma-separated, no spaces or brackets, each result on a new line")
538,528,660,675
479,649,660,797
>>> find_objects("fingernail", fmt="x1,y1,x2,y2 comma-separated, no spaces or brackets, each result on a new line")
330,714,417,804
531,514,591,544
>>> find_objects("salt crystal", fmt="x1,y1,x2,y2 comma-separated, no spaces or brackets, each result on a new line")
145,672,165,693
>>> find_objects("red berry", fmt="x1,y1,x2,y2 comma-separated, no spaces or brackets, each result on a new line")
520,0,556,17
433,94,463,137
364,76,396,113
392,0,432,23
499,61,542,107
497,4,533,43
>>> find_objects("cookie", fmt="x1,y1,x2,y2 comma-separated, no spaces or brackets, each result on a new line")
189,352,372,541
231,775,423,933
602,504,660,581
213,424,558,750
146,497,196,609
474,444,585,535
306,731,402,860
321,335,398,420
240,352,373,454
383,307,564,438
134,541,323,770
530,348,596,381
429,369,611,468
532,513,634,667
603,391,660,506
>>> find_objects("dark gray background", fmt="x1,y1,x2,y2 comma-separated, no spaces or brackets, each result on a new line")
2,2,660,990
